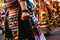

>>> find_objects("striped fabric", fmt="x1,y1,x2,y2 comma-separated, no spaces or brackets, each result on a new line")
5,0,19,11
5,0,19,37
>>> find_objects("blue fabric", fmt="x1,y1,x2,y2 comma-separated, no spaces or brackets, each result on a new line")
26,0,33,6
4,5,7,13
32,16,38,25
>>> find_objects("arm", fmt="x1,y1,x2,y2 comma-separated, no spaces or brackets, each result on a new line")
19,0,30,21
19,0,28,10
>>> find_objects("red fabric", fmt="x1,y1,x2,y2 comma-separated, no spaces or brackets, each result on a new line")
41,7,45,12
52,1,58,9
40,0,44,2
38,10,40,22
52,1,57,5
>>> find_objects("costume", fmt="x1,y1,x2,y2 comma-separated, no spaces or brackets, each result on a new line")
5,0,35,40
18,0,35,40
5,0,19,39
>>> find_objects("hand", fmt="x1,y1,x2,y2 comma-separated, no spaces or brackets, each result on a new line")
21,12,30,21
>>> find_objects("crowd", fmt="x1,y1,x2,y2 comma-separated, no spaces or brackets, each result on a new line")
34,0,60,34
0,0,60,40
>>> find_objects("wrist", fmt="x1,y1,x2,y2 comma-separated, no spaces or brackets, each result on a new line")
20,0,25,2
21,9,30,13
20,1,27,10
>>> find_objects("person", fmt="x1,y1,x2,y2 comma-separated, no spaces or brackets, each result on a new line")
5,0,35,40
0,18,4,34
4,0,19,40
5,12,13,40
18,0,35,40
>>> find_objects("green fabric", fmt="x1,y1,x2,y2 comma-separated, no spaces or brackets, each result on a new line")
6,14,18,20
9,14,18,18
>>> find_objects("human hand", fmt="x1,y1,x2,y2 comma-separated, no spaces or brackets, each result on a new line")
21,12,30,21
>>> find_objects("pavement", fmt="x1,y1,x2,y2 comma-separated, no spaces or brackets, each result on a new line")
46,35,60,40
0,34,5,40
46,27,60,40
0,27,60,40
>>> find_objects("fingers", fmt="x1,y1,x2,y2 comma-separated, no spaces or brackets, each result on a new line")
21,12,30,21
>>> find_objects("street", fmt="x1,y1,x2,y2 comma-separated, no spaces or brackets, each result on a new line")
46,27,60,40
0,28,60,40
0,34,5,40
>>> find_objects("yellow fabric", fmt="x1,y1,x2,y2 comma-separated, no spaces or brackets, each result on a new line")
0,3,2,7
0,0,4,7
58,3,60,6
40,25,48,28
41,22,47,24
41,12,46,14
52,8,57,12
15,36,18,39
41,11,46,19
